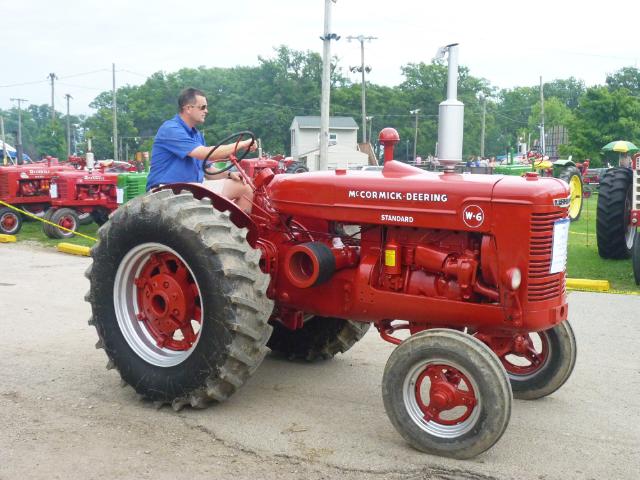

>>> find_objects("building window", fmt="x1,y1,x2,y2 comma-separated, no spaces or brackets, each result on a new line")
318,132,338,145
291,130,295,147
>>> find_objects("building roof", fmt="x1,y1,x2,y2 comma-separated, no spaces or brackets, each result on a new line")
291,116,358,130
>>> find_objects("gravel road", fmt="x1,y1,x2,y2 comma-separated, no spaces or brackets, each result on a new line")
1,242,638,480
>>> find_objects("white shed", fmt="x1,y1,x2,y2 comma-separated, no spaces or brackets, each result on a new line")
290,116,368,170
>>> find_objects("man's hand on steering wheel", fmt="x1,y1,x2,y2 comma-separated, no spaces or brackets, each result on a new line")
202,130,257,176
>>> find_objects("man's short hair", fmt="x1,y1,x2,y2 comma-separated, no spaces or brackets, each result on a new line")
178,88,206,112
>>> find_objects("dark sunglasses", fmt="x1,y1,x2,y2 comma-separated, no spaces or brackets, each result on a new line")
189,104,208,111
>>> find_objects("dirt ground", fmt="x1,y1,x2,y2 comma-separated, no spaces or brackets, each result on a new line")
1,242,639,480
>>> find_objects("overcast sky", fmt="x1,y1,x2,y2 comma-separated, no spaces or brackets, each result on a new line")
2,0,639,117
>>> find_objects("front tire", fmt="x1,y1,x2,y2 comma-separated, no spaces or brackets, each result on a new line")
382,329,512,459
267,316,370,361
597,168,633,259
86,189,274,409
483,321,577,400
0,207,22,235
43,207,79,239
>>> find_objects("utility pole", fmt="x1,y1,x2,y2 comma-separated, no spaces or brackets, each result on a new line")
540,76,545,156
48,73,58,121
319,0,339,171
112,63,119,161
410,109,420,162
480,95,486,158
65,94,73,159
366,115,374,147
10,98,28,165
347,35,377,143
1,116,8,165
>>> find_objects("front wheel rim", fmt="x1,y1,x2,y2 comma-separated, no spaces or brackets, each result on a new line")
500,332,551,380
114,243,203,367
568,176,583,219
625,192,634,249
403,359,480,439
1,212,19,233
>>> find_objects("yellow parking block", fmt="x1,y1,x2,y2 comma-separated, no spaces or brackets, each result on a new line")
0,234,17,243
57,243,91,257
566,278,610,292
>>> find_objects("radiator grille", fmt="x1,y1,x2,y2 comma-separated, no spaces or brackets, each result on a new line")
0,176,9,197
528,211,566,302
57,180,69,199
125,177,146,202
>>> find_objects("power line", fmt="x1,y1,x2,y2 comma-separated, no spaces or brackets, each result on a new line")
0,69,110,89
58,82,105,91
58,69,110,80
0,79,48,88
118,69,149,78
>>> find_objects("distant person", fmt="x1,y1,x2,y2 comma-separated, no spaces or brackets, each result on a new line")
619,153,631,168
146,87,255,211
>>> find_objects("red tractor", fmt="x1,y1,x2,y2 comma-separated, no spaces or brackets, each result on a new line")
0,164,58,235
45,169,120,238
238,153,308,177
86,129,575,459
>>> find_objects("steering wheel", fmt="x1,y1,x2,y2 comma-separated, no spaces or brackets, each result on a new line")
202,130,257,176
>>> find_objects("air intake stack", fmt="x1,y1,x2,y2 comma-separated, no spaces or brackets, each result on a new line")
436,43,464,172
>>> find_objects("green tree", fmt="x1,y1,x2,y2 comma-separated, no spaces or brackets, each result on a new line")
34,120,67,159
563,86,640,166
606,67,640,95
492,86,537,155
543,77,586,110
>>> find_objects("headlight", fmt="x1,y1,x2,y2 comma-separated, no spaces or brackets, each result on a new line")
504,268,522,290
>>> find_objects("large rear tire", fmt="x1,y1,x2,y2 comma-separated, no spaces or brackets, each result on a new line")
91,207,111,226
597,168,634,259
78,212,94,225
382,329,512,459
86,189,274,409
285,162,309,174
267,316,370,361
557,166,583,221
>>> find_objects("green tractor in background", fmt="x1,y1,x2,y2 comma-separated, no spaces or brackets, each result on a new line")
493,154,585,221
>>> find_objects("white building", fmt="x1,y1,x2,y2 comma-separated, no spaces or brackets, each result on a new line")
289,116,369,171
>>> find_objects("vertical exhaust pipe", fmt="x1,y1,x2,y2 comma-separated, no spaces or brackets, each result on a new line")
436,43,464,172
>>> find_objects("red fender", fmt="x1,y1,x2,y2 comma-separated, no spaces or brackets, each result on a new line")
155,183,259,246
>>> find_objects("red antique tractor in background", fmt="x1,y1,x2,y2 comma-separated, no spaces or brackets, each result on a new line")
86,129,575,459
238,152,308,177
0,157,79,234
44,169,120,238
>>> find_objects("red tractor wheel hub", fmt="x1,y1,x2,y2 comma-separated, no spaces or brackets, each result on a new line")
1,213,17,229
476,333,549,376
135,252,201,351
58,214,76,230
414,365,477,425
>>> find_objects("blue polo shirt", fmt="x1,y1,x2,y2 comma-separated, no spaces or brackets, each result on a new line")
146,115,206,190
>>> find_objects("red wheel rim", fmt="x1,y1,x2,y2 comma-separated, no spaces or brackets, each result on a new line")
58,215,76,231
500,333,549,376
135,251,202,351
414,364,477,426
1,213,18,230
